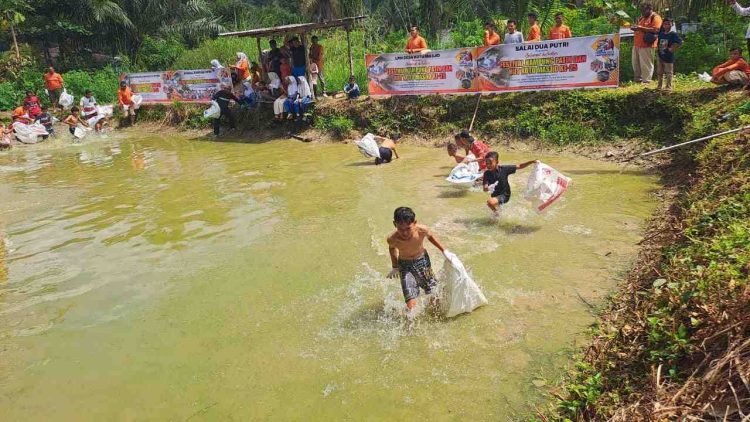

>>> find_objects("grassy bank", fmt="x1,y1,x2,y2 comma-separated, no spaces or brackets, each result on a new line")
546,129,749,421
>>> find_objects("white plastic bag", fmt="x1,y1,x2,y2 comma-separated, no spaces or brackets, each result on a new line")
97,105,114,118
13,122,48,144
59,89,74,109
446,160,481,184
204,101,221,119
698,72,712,83
523,161,572,212
441,251,488,317
132,94,143,110
73,125,91,139
355,133,380,159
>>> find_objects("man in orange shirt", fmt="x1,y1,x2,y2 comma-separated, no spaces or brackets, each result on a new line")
527,13,542,42
631,3,662,84
483,21,501,46
548,13,572,40
43,66,65,111
117,81,136,126
405,26,428,53
711,47,750,86
309,35,327,96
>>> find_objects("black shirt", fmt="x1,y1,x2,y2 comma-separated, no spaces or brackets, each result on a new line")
35,112,53,128
291,46,306,67
483,165,517,198
268,48,283,74
212,89,238,109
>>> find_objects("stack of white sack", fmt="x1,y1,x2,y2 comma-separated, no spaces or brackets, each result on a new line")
441,251,488,317
355,133,380,159
523,161,572,212
13,122,49,144
446,154,481,184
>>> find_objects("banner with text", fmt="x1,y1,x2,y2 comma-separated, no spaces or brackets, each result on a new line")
123,68,232,103
366,34,619,96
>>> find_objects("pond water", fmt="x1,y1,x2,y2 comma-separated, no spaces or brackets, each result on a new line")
0,131,659,420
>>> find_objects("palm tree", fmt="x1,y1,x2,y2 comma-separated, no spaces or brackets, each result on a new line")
301,0,341,22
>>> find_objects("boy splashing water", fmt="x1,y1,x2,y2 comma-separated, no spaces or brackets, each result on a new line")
387,207,451,310
483,152,537,217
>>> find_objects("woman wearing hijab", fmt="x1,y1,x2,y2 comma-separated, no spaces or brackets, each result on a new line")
283,76,300,120
210,59,224,71
273,83,288,121
296,76,313,117
231,53,251,82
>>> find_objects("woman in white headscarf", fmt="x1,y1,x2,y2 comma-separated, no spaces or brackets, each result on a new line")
210,59,223,71
283,76,299,119
296,76,313,116
273,78,294,121
231,52,251,82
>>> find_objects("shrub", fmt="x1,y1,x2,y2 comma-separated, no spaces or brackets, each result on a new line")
0,82,21,111
315,114,354,137
138,36,186,71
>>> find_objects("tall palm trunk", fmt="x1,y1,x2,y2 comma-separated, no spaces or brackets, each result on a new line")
8,13,20,59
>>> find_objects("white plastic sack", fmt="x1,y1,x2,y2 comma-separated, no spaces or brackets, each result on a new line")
73,125,90,139
97,105,114,118
698,72,712,83
204,101,221,119
13,122,49,144
132,94,143,110
441,251,488,317
355,133,380,159
524,161,572,212
59,89,74,109
446,160,481,184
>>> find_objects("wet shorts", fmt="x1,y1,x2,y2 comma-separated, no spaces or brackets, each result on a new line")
398,252,438,302
375,147,392,165
492,193,510,205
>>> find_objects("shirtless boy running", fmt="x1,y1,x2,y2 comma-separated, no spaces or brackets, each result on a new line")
387,207,450,310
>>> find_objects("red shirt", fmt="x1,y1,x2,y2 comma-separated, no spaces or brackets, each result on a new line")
470,140,492,170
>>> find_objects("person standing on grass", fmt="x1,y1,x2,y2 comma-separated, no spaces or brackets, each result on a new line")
309,36,327,97
711,47,750,86
483,21,501,46
405,26,428,53
268,39,283,77
548,13,572,40
503,20,524,44
527,13,542,42
211,85,239,137
728,0,750,55
656,18,683,91
44,67,64,112
631,3,662,84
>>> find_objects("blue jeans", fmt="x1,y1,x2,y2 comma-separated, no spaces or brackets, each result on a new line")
292,66,306,77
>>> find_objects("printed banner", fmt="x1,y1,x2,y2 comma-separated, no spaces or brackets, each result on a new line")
122,69,232,103
366,34,620,96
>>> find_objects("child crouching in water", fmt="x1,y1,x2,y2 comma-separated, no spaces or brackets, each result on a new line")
483,152,537,217
387,207,450,311
63,106,89,137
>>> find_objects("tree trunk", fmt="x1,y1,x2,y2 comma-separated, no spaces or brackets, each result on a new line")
9,18,20,60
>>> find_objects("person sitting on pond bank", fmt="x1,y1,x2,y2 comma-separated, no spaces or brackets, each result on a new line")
483,152,537,218
35,105,54,138
374,134,400,165
211,84,239,136
280,57,292,80
711,47,750,87
405,26,428,53
503,20,524,44
344,76,360,100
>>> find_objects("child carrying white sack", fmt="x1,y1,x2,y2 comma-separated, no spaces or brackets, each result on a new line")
441,251,488,317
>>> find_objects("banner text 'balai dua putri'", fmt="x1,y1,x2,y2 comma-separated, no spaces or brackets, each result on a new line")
366,34,620,95
122,68,232,104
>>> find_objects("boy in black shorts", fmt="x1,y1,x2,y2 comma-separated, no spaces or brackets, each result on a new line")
374,134,400,165
483,151,537,217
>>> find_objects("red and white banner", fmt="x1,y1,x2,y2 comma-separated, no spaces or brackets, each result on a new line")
366,34,620,96
122,69,232,104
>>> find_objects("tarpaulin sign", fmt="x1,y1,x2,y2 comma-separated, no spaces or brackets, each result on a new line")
122,69,232,104
367,34,620,96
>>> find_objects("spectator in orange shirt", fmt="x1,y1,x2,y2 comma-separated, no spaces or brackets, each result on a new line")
631,3,662,84
231,52,251,82
117,81,136,126
548,13,572,40
483,21,501,46
405,26,428,54
12,106,31,124
711,47,750,86
43,66,65,111
527,13,542,42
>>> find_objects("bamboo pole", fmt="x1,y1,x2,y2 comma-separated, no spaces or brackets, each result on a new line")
256,37,263,78
468,94,482,131
640,126,750,157
346,26,354,77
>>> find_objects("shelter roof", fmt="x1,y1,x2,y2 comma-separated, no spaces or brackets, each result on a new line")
219,16,366,38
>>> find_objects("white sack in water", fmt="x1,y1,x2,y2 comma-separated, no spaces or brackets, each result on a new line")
73,125,90,139
441,251,488,317
204,101,221,119
97,105,114,117
13,122,48,144
523,161,571,212
355,133,380,159
446,161,481,184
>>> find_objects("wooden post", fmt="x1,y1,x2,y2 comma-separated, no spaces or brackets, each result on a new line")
256,37,263,75
346,25,354,77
